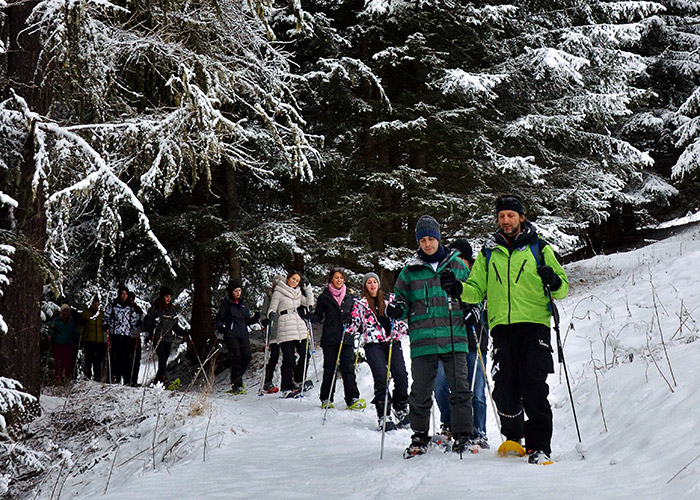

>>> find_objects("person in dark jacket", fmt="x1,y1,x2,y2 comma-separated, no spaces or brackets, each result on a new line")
50,304,80,385
144,286,185,386
104,285,137,384
311,268,365,410
216,279,260,394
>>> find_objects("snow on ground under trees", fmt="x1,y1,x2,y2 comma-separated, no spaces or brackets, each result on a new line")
8,224,700,499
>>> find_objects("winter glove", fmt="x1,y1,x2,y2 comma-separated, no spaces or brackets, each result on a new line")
268,311,278,322
463,305,480,328
385,301,404,320
297,306,310,320
537,265,562,291
261,318,270,328
440,269,463,299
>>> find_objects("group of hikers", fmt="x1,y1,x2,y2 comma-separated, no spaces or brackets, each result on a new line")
47,285,185,388
47,193,568,463
213,193,569,463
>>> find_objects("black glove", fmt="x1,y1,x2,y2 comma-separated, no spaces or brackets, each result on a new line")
268,311,278,322
537,265,562,291
463,305,480,328
297,306,309,319
261,318,270,328
440,269,462,299
251,312,260,323
385,301,404,320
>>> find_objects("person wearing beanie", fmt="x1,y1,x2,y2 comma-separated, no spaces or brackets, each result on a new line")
268,270,315,397
440,193,569,465
216,278,261,394
79,296,106,381
346,272,409,430
104,285,137,384
311,268,364,409
144,287,184,386
49,303,79,384
392,215,474,457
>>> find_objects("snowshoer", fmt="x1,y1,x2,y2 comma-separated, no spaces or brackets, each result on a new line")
144,286,186,387
79,297,106,381
441,194,569,464
104,285,138,385
260,275,284,393
347,272,409,430
49,303,80,385
311,267,365,410
266,271,314,397
216,279,260,394
392,215,474,457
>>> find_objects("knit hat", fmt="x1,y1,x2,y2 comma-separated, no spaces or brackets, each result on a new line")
159,285,173,298
415,215,441,243
449,239,474,265
362,272,380,289
227,279,242,294
495,194,525,215
60,304,70,313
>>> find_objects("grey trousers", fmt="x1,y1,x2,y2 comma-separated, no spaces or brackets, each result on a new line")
409,352,474,436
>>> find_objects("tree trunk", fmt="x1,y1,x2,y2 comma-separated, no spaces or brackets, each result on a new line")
0,1,47,398
189,175,214,364
223,167,242,281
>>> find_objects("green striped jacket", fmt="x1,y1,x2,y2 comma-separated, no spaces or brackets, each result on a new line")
394,248,470,358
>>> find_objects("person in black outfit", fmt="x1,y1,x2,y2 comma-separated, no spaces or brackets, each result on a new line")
311,268,364,409
215,279,260,393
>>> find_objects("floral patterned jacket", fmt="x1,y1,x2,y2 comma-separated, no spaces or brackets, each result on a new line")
347,294,408,344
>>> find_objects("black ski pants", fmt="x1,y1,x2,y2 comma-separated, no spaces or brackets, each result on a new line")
491,323,554,455
130,336,142,386
109,335,134,384
365,341,409,418
224,334,252,389
280,339,307,391
264,342,280,385
409,352,473,436
155,340,172,384
320,343,359,405
82,341,106,381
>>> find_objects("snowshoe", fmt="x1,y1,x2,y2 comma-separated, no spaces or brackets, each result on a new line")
471,432,490,450
303,380,314,392
377,415,397,432
527,450,553,465
282,388,301,399
320,400,334,409
497,439,527,457
226,384,247,395
166,378,181,391
430,432,452,452
346,398,367,410
452,434,479,455
403,432,431,459
262,383,279,394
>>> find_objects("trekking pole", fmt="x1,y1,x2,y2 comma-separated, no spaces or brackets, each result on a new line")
379,340,394,460
544,285,585,458
446,296,463,460
130,334,140,385
305,316,319,382
322,331,346,425
106,336,112,383
258,323,270,396
187,331,210,386
300,328,311,399
474,320,503,443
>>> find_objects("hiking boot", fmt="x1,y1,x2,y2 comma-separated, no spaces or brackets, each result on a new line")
393,407,410,428
438,423,452,440
403,431,431,459
347,398,366,410
263,382,279,394
281,388,300,399
452,434,479,454
377,415,397,432
471,432,489,449
528,449,553,465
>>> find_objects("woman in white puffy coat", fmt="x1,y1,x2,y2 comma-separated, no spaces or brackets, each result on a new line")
267,270,314,395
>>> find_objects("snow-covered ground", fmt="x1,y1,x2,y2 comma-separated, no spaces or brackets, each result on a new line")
25,224,700,499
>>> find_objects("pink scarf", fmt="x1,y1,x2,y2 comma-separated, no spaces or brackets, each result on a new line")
328,283,346,306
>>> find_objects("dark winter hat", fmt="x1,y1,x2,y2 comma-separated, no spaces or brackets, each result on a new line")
415,215,441,243
495,194,525,215
117,284,129,295
90,295,100,305
227,279,242,294
449,239,474,266
362,272,380,289
159,285,173,298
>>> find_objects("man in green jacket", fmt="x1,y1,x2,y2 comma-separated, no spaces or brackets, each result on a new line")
441,194,569,465
390,215,474,457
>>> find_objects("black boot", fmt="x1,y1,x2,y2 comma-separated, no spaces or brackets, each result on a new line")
403,431,430,459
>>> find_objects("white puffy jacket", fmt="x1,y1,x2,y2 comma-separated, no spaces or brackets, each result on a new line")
267,281,314,343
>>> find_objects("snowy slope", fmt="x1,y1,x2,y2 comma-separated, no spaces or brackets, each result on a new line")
29,224,700,499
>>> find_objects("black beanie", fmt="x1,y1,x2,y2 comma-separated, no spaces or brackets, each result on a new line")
449,239,474,265
227,279,242,294
415,215,441,243
495,194,525,215
159,285,173,298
